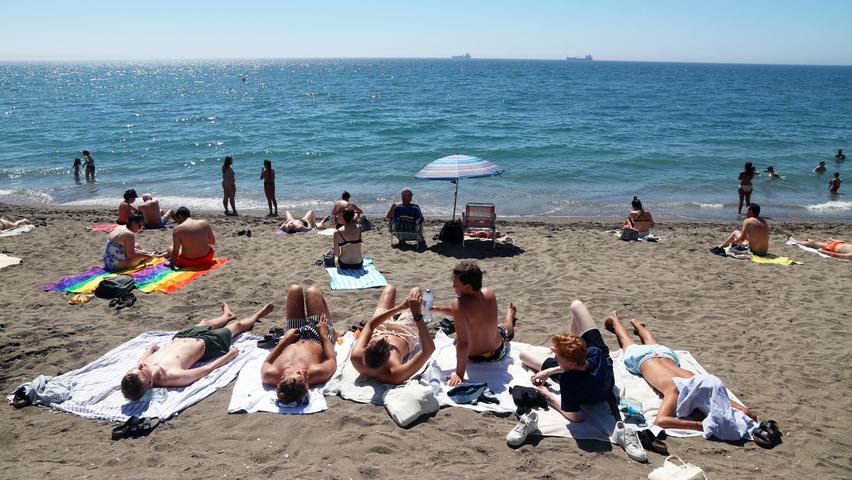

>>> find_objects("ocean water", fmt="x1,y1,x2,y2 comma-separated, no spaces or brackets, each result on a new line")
1,59,850,219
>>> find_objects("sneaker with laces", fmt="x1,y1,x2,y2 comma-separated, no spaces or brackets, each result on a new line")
506,411,538,446
612,421,648,462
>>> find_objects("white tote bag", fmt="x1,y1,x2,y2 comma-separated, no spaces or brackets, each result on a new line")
648,456,709,480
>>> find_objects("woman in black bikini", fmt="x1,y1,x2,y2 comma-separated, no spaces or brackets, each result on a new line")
625,196,655,234
259,160,278,217
333,207,363,269
280,210,316,233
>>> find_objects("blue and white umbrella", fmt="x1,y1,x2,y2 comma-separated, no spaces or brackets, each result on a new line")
415,154,506,219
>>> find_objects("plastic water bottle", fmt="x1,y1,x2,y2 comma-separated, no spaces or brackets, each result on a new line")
422,289,433,323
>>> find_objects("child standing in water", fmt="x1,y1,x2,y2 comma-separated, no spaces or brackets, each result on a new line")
72,158,82,181
829,172,842,194
260,159,278,216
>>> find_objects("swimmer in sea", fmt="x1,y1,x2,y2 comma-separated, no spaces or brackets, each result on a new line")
813,161,826,174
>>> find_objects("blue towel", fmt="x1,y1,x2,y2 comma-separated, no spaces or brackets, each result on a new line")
326,257,388,290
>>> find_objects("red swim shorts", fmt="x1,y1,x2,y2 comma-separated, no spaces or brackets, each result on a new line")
823,240,847,253
175,249,214,268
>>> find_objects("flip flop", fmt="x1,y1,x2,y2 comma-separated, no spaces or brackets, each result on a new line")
437,318,455,335
11,386,30,409
112,416,160,440
111,416,140,440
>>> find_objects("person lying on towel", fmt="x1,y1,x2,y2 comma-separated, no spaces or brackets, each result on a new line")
261,285,338,405
121,303,273,401
431,261,517,386
166,207,215,268
519,300,618,422
350,285,435,384
790,236,852,260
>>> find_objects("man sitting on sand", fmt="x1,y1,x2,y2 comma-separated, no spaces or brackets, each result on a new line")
385,187,423,222
710,203,768,256
167,207,215,268
432,261,517,386
279,210,317,233
121,303,273,401
331,191,363,228
790,236,852,260
138,193,175,229
116,189,139,225
261,285,337,404
350,285,436,384
604,312,773,442
519,300,616,423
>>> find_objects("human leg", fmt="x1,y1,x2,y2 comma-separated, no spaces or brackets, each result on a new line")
374,285,397,317
197,303,237,328
519,348,551,372
286,284,306,321
226,303,274,336
737,189,745,214
603,311,637,349
303,210,316,228
630,319,658,345
502,302,517,340
228,187,237,215
223,189,230,214
568,300,597,337
719,229,742,248
304,285,331,319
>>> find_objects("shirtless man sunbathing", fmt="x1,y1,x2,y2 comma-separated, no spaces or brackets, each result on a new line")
432,261,517,386
710,203,769,256
604,312,757,432
261,285,338,404
138,193,175,229
279,210,317,233
790,236,852,260
167,207,215,267
350,285,436,384
121,303,272,401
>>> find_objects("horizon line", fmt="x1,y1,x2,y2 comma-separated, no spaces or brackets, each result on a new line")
0,56,850,68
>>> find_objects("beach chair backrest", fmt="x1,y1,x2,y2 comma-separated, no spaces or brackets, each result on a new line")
464,203,495,227
392,204,423,223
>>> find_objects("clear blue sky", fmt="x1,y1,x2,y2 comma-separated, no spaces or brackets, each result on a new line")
1,0,850,65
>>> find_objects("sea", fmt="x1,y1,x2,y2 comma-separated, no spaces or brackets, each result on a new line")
1,59,850,219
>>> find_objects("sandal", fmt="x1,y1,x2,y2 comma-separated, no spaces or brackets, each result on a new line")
752,420,783,449
11,386,30,409
112,416,160,440
437,318,455,335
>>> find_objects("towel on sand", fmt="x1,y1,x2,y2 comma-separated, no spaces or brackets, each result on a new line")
86,224,118,232
786,238,849,261
0,254,22,269
42,257,229,294
276,228,316,235
723,246,800,265
228,333,355,415
0,224,35,237
326,257,388,290
6,331,259,422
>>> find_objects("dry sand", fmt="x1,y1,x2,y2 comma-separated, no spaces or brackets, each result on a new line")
0,203,850,479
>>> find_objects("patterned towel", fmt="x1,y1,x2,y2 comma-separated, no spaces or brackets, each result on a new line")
86,224,118,232
5,331,260,422
42,258,229,294
326,256,388,290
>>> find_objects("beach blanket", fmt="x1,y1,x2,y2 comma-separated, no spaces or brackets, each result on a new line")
786,238,849,261
86,224,118,232
276,228,316,236
228,333,355,415
326,256,388,290
5,331,259,422
0,224,35,237
317,228,336,236
722,246,799,265
0,253,22,269
42,257,229,294
324,332,429,405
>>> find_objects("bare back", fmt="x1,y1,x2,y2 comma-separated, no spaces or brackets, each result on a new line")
174,218,214,258
742,216,769,253
139,200,162,225
454,288,502,355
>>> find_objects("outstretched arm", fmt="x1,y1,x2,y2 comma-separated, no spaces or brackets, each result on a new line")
654,391,703,431
448,299,468,386
351,302,409,370
390,291,436,383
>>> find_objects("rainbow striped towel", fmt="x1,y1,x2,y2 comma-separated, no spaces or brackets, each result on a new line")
42,257,229,294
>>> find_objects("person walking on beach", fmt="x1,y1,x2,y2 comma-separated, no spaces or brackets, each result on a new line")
431,261,518,386
222,155,237,216
72,158,82,182
710,203,769,256
829,172,842,194
82,150,96,182
260,160,278,217
737,162,758,215
121,302,273,401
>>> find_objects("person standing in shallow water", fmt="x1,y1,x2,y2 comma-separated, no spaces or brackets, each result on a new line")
260,159,278,217
72,158,81,182
737,162,757,215
82,150,96,182
222,156,237,216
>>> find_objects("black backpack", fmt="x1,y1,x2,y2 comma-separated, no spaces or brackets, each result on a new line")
510,385,549,412
94,275,136,299
438,219,463,243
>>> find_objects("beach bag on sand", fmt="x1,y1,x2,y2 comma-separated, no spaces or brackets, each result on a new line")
319,249,336,268
94,275,136,299
358,216,373,232
648,456,708,480
620,225,641,241
438,220,463,243
384,382,439,427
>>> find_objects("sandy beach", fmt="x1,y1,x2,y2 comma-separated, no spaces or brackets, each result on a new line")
1,203,850,479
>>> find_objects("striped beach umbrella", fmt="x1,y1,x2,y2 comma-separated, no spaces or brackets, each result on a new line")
415,154,506,219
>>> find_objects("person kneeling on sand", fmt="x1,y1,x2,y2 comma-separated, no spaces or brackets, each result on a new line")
121,303,272,401
279,210,316,233
604,312,780,447
710,203,768,256
104,213,163,272
350,285,435,384
261,285,337,405
790,236,852,260
432,261,517,386
138,193,175,229
167,207,215,268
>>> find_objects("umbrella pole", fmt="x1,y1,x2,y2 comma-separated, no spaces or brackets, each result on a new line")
452,179,459,221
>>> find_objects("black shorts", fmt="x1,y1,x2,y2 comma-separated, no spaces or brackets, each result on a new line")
541,328,608,378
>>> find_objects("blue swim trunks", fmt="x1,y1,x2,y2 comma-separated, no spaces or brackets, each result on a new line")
623,344,680,375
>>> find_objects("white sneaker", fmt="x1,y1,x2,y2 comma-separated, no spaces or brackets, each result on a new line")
612,421,647,463
506,411,538,446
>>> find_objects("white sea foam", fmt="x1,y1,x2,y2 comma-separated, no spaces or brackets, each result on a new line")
806,200,852,212
695,202,724,209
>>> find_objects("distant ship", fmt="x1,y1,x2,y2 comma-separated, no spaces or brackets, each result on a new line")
451,53,471,59
566,54,593,61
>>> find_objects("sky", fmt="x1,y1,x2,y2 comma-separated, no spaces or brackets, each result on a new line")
1,0,850,65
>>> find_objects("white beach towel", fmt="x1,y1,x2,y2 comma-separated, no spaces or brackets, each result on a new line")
326,256,389,290
0,253,22,269
228,333,355,415
786,238,849,261
0,224,35,237
7,331,260,423
317,228,336,236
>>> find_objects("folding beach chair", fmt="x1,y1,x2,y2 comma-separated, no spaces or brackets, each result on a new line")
462,202,497,248
389,204,425,248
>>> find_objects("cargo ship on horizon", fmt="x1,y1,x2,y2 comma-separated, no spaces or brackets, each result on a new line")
566,54,593,61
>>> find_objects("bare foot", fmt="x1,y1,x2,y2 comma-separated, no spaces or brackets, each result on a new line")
604,311,619,333
221,303,237,321
506,302,518,326
629,318,646,335
257,303,274,318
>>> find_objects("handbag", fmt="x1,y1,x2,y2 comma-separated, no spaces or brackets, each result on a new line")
647,456,708,480
620,218,641,241
438,219,464,243
358,216,373,232
315,249,335,268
